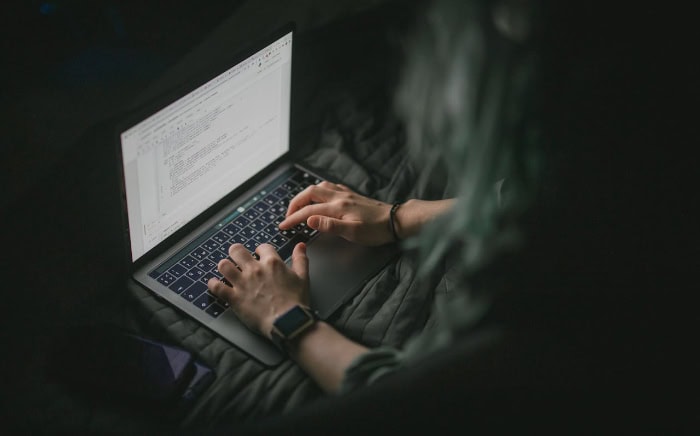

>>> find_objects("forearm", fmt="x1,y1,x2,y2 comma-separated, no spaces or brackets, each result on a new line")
286,321,368,394
394,198,456,239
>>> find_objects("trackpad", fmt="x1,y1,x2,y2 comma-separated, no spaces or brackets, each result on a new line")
305,233,398,318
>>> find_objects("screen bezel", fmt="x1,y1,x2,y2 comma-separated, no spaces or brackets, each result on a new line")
115,23,296,272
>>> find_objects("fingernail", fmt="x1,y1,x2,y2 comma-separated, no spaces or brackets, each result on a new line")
307,216,318,229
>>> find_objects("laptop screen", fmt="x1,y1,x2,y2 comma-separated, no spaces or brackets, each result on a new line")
120,31,293,262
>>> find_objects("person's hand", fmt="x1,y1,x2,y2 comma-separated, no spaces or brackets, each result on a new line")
279,182,394,246
207,243,309,339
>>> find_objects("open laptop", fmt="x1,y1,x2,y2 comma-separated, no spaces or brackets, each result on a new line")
116,23,398,366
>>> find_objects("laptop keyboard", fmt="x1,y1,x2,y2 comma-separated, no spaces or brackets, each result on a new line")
148,168,322,318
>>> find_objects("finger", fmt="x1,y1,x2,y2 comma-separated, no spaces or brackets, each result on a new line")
307,215,360,241
207,277,236,302
285,185,338,218
279,202,340,230
228,243,256,267
255,243,278,261
217,257,242,281
291,242,309,281
317,181,345,192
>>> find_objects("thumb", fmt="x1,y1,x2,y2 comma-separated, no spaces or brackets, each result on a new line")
308,215,356,240
291,242,309,281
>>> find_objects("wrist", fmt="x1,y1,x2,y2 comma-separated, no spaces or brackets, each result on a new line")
388,202,402,241
393,199,417,239
392,199,454,239
283,320,325,356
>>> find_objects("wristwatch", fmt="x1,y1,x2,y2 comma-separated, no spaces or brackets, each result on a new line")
270,305,320,351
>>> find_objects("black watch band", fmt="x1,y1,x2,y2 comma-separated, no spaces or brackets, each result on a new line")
270,305,320,352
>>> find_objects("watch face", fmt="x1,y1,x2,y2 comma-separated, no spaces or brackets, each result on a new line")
274,306,312,337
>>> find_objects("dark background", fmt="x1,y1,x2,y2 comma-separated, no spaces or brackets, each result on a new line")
0,1,252,430
0,0,696,433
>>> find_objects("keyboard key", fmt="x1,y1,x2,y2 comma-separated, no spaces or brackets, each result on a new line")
208,250,227,262
201,271,220,284
201,239,220,252
277,233,309,261
230,234,247,245
290,186,305,198
264,223,280,236
233,216,250,228
268,204,286,216
250,219,267,231
280,180,297,190
277,197,290,209
276,242,295,261
223,223,241,236
179,255,197,269
205,303,226,317
168,263,188,278
197,259,216,271
212,231,230,244
156,272,176,287
186,268,205,281
252,201,269,213
291,171,311,184
244,240,260,252
301,227,318,237
263,193,280,206
194,292,217,310
169,276,194,294
261,211,277,222
238,227,257,238
254,232,271,244
180,281,207,302
243,209,260,220
191,247,209,261
269,234,288,248
218,243,232,254
280,228,296,238
273,186,289,198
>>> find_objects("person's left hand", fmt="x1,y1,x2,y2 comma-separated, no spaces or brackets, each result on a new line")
207,242,309,339
279,181,394,246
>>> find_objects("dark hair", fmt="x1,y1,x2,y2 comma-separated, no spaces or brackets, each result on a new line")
395,0,542,275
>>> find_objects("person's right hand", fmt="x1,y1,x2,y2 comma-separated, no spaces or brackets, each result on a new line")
279,182,394,246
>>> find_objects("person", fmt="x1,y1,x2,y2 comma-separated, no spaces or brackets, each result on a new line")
207,0,544,396
210,0,668,417
208,187,456,393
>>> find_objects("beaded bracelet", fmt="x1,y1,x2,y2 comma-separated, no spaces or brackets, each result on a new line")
389,202,401,241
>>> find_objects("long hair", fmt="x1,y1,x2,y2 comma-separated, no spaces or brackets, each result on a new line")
395,0,542,277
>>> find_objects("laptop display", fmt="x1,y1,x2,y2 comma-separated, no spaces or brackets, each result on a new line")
121,31,292,262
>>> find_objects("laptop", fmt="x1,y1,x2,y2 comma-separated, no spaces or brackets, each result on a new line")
116,23,398,366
